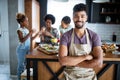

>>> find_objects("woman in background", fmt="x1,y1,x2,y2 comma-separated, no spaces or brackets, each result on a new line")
41,14,60,44
16,13,40,80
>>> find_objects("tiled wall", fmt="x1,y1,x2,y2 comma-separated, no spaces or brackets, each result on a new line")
86,23,120,41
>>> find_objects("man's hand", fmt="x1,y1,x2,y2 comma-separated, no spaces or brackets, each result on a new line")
85,55,93,60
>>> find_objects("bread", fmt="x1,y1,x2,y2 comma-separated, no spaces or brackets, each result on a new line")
102,43,116,53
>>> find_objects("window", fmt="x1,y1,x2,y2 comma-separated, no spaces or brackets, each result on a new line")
47,0,85,28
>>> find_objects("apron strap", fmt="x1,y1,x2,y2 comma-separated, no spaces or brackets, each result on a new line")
69,29,75,56
69,29,91,56
85,29,90,45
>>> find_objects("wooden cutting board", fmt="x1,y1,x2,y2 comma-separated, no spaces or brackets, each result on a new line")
37,47,58,55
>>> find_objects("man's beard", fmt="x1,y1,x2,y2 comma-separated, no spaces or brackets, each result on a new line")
75,21,85,29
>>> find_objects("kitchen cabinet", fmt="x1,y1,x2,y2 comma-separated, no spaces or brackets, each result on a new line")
89,1,120,24
25,0,40,51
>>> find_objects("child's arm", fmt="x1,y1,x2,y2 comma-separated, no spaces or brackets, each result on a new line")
31,31,40,40
17,30,33,43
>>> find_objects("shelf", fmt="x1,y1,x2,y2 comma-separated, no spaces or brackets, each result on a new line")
89,1,120,24
104,22,120,24
100,12,120,15
98,2,120,5
92,22,120,24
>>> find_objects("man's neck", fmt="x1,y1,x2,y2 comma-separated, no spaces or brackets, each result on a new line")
74,27,86,38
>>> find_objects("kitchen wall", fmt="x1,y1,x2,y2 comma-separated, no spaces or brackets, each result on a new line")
0,0,24,75
8,0,25,75
0,0,9,64
86,23,120,42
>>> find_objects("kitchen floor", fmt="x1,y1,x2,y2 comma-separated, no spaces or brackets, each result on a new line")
0,63,17,80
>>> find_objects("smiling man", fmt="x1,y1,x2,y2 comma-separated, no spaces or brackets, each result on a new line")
59,3,103,80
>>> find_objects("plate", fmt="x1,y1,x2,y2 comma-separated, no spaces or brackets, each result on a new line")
46,46,59,52
39,44,49,48
39,44,59,52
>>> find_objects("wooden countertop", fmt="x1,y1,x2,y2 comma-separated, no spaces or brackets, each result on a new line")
26,47,120,61
103,52,120,61
26,48,58,59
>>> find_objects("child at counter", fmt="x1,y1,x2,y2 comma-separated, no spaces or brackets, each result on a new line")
16,13,40,80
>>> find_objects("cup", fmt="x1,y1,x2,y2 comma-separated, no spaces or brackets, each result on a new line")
105,16,111,23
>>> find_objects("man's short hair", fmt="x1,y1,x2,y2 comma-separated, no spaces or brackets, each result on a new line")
73,3,87,13
62,16,71,24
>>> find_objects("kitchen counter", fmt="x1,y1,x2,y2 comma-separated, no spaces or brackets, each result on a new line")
26,47,120,80
101,40,120,45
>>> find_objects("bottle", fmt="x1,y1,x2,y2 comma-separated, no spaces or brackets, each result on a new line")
112,32,116,42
